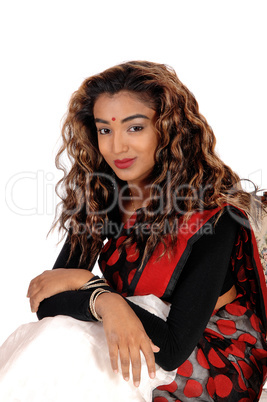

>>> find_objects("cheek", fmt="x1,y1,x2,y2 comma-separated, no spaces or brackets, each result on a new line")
97,138,108,157
146,135,158,161
141,142,157,168
139,133,158,154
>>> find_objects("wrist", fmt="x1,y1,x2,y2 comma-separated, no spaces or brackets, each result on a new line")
67,269,95,290
94,292,121,319
80,276,107,290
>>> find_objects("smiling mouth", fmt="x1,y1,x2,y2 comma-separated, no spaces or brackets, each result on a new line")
114,158,136,169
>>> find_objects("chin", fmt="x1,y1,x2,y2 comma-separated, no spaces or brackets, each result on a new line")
115,173,136,182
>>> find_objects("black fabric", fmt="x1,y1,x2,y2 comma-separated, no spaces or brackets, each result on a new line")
127,212,238,370
37,211,238,370
52,236,92,270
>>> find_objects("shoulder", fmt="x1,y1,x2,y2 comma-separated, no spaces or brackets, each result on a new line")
176,205,241,243
214,207,242,233
187,208,241,264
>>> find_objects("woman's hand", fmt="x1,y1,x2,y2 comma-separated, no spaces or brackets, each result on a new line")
27,269,94,313
95,292,160,387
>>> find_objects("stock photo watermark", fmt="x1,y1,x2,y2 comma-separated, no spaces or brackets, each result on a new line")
5,170,57,216
5,168,264,237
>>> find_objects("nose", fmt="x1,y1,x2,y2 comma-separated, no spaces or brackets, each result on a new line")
112,130,129,154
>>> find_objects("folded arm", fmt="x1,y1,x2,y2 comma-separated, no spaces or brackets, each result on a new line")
37,211,239,371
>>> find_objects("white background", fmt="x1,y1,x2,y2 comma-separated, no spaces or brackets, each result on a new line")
1,0,266,346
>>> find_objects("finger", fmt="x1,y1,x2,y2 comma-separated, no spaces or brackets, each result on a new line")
27,277,42,298
141,341,156,379
29,297,40,313
119,346,130,381
27,271,48,297
29,290,46,312
27,284,40,299
108,343,119,374
27,280,35,298
27,277,47,301
150,341,160,353
129,347,141,387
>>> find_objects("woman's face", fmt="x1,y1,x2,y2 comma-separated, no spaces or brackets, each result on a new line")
94,91,158,187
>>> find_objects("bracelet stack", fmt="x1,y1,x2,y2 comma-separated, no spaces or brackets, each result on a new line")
89,288,111,321
79,276,111,321
79,276,108,290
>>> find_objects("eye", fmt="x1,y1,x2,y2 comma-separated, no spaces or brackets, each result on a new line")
98,128,111,135
129,125,144,132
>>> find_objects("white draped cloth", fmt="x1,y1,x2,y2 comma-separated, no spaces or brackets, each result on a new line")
0,295,176,402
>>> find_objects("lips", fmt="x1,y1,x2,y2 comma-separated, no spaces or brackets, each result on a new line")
114,158,136,169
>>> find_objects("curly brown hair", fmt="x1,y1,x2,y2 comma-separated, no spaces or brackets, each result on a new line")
50,60,261,270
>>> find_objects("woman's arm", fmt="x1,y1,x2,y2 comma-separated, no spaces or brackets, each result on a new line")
27,234,98,312
37,211,238,372
125,211,238,370
90,210,239,380
27,268,95,312
35,236,158,386
95,291,160,387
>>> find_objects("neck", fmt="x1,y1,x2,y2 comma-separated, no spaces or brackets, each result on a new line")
127,182,150,211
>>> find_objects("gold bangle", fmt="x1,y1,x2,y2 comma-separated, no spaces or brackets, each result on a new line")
89,288,111,321
80,278,107,290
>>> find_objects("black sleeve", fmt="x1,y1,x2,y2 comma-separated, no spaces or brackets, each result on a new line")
37,235,112,321
37,211,239,371
37,289,96,321
52,234,92,270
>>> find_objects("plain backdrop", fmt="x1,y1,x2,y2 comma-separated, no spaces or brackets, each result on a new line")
1,0,266,346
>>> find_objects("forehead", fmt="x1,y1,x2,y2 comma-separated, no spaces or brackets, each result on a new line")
93,91,155,117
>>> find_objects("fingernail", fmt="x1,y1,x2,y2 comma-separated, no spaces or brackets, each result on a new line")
134,381,140,387
124,376,129,382
113,369,118,374
150,372,155,379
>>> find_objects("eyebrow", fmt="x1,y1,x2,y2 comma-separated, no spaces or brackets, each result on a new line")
94,114,150,124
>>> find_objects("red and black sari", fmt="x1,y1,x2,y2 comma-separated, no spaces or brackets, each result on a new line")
99,205,267,401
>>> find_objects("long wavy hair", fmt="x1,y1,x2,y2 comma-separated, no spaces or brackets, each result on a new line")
50,60,262,270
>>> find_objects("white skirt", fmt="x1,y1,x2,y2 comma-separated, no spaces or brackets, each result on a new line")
0,295,176,402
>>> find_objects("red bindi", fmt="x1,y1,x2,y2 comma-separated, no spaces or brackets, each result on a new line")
112,117,116,121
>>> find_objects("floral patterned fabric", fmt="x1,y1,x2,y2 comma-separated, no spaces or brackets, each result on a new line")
254,211,267,283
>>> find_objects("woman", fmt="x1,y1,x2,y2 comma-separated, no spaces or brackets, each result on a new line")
1,61,267,401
